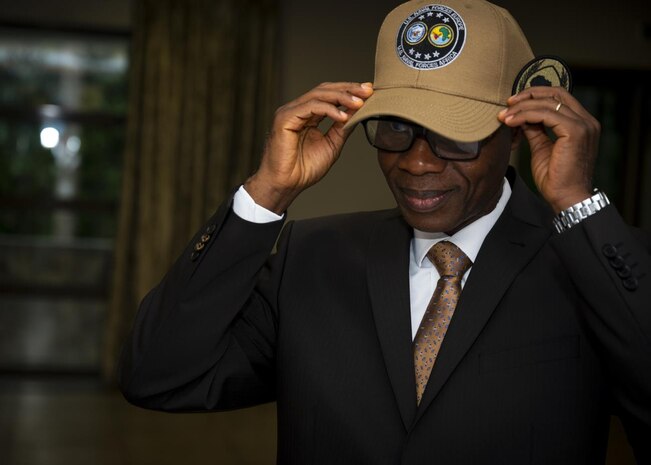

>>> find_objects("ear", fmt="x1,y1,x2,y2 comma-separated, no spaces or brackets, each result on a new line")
509,126,523,153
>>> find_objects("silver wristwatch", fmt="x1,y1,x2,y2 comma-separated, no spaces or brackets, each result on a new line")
552,190,610,233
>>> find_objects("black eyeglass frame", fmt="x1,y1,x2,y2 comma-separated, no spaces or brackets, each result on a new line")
361,116,498,161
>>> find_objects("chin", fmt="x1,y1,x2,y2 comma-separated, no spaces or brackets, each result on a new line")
399,208,460,234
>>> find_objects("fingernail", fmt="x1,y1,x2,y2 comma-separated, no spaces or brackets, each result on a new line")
505,115,514,122
351,96,363,103
361,82,373,89
498,109,508,117
339,110,349,118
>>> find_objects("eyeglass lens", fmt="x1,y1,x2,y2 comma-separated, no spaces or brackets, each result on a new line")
363,118,481,160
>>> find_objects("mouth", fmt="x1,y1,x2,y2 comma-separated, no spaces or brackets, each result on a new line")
398,187,453,213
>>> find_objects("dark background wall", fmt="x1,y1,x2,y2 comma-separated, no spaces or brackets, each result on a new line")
0,0,130,30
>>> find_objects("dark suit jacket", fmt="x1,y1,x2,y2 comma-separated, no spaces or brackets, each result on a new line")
119,168,651,464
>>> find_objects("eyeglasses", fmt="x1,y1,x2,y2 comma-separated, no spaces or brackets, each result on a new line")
362,117,492,161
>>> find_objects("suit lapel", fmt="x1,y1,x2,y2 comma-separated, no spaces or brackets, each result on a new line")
414,172,553,423
367,213,417,430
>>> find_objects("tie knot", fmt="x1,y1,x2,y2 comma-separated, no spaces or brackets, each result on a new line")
427,241,472,278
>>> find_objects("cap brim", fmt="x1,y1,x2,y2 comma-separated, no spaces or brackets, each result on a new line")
345,87,505,142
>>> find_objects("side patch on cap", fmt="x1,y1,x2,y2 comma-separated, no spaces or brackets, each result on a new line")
512,56,573,94
396,4,466,71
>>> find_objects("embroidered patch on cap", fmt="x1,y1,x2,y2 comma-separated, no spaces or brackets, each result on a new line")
396,4,466,71
512,56,573,95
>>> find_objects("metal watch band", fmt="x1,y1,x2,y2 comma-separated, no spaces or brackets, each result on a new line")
553,190,610,234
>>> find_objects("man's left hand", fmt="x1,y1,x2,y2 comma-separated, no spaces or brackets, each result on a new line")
498,87,600,213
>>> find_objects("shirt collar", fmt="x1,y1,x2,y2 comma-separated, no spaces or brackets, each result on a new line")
411,178,512,268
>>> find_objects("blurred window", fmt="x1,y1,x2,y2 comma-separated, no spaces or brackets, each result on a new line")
0,29,128,373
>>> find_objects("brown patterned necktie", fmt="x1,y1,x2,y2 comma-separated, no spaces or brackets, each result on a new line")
414,240,472,405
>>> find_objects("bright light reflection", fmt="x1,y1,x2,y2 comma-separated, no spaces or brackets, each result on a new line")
66,135,81,153
40,127,60,149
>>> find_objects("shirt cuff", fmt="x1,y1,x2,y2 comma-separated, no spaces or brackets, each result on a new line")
232,185,285,223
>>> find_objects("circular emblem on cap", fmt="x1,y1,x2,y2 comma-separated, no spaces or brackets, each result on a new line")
405,22,427,45
396,4,466,70
429,24,453,47
512,55,573,95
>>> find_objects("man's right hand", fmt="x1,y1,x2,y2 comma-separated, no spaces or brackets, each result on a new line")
244,82,374,214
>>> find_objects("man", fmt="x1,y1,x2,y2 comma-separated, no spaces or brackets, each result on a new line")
119,0,651,463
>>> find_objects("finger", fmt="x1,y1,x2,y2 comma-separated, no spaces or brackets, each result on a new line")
500,107,576,137
501,107,599,160
280,101,350,132
288,82,373,106
322,94,376,153
499,94,600,152
322,104,358,142
499,96,581,123
311,81,374,95
507,86,594,122
287,85,372,109
323,119,350,153
339,103,372,138
520,122,552,154
321,81,374,97
349,82,374,99
507,86,573,105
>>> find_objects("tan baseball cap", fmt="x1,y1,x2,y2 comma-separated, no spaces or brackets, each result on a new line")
346,0,534,142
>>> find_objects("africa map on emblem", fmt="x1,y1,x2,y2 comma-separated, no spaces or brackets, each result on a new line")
396,4,466,70
430,25,453,47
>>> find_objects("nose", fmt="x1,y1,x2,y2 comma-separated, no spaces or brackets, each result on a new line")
396,136,447,175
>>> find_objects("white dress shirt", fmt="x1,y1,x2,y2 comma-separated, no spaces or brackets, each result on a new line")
232,179,512,340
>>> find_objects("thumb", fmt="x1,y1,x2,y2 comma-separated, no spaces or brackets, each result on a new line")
324,115,356,153
521,123,548,151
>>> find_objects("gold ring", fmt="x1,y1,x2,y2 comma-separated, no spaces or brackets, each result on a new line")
555,102,563,112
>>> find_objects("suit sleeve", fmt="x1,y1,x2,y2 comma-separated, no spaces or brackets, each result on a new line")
118,193,292,412
550,205,651,462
